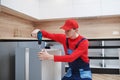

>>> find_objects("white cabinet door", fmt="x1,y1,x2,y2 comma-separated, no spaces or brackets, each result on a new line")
2,0,120,19
41,49,62,80
72,0,101,17
1,0,40,19
39,0,101,19
39,0,73,19
101,0,120,16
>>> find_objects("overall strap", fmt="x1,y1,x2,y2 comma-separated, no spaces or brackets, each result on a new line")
66,38,86,49
66,38,69,48
74,38,86,49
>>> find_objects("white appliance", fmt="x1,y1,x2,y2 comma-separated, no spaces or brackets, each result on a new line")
16,48,62,80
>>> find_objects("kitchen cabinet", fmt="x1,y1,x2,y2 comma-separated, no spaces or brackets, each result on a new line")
1,0,120,20
39,0,120,19
101,0,120,16
89,39,120,74
39,0,101,19
72,0,101,17
38,0,120,19
1,0,40,19
38,0,73,19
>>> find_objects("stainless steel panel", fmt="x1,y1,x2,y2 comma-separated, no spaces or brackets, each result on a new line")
104,60,119,68
90,60,103,68
15,47,41,80
104,41,120,46
29,48,41,80
88,49,102,57
0,42,17,80
18,41,45,49
25,48,29,80
15,47,25,80
89,41,102,46
104,49,119,57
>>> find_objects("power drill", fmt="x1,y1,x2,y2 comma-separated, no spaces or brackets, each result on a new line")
37,31,42,45
37,31,50,49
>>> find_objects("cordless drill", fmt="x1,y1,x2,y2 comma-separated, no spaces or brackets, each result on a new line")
37,31,42,45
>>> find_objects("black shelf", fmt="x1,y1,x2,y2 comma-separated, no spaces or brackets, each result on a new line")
89,57,119,59
65,67,119,74
91,68,119,74
88,38,120,41
89,46,120,48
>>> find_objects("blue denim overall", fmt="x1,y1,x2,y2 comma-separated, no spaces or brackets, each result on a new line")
62,38,92,80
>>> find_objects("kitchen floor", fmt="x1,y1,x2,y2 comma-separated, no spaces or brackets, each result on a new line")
93,74,120,80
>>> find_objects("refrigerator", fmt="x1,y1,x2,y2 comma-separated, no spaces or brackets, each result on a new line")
15,47,62,80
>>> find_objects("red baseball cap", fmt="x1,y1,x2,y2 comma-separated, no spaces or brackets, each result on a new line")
60,19,79,30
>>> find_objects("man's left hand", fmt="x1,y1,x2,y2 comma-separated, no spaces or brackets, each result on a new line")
38,49,54,60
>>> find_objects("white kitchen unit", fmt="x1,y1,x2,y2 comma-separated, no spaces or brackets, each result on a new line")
38,0,101,19
41,49,62,80
38,0,73,19
1,0,120,19
1,0,40,19
38,0,120,19
16,47,62,80
89,39,120,74
72,0,101,17
101,0,120,16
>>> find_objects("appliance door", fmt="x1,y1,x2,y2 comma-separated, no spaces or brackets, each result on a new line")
15,47,62,80
41,49,62,80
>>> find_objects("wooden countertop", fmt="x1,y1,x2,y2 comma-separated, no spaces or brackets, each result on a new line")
0,37,120,41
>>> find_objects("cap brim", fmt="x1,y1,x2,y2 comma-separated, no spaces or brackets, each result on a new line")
60,26,71,30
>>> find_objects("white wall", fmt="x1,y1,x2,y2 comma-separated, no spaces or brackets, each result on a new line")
1,0,40,19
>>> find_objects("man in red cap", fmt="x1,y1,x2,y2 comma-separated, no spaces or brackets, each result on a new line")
31,19,92,80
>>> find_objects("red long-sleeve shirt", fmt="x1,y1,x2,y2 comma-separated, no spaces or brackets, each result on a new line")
41,30,89,63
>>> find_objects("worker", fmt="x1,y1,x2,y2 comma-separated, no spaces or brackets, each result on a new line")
31,19,92,80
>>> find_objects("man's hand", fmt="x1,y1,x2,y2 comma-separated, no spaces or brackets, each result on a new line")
31,29,40,38
38,49,54,60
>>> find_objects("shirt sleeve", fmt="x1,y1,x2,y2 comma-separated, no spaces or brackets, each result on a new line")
54,40,89,62
41,30,65,44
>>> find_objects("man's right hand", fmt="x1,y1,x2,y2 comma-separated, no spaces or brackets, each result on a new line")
31,29,40,38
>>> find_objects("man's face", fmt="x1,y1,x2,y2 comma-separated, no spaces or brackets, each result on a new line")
65,28,76,38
